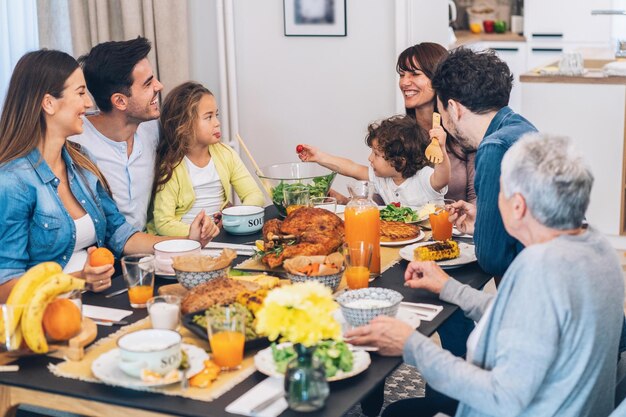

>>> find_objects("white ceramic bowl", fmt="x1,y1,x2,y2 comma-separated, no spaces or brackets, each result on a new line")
117,329,182,378
221,206,265,235
153,239,201,274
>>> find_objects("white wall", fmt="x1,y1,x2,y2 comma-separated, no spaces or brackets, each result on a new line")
230,0,397,195
186,1,449,197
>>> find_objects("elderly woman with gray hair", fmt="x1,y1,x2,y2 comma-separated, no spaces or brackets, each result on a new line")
346,133,624,417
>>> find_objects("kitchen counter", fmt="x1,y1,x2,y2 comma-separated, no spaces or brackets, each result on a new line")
520,59,626,85
520,61,626,238
454,30,525,47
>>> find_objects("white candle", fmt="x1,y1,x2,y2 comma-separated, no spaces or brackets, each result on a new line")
149,302,180,330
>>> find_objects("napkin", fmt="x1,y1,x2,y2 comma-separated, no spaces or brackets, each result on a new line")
225,376,287,417
204,242,256,256
399,302,443,322
82,305,133,322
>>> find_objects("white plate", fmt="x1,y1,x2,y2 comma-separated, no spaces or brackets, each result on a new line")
91,343,208,388
254,342,371,382
380,230,426,247
155,249,222,278
399,241,477,269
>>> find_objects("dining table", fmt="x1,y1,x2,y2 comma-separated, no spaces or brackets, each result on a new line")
0,206,491,417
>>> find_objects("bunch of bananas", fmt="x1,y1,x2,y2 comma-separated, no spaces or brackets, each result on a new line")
0,262,85,353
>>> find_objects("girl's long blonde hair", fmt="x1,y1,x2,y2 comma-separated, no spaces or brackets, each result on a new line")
0,49,109,192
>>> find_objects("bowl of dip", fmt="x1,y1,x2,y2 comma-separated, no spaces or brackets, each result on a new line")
336,288,403,327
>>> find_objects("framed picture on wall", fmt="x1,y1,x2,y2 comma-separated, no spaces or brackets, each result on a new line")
283,0,347,37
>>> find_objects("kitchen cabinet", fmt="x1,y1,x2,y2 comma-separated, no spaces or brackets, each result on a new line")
520,64,626,237
524,0,613,43
466,41,527,113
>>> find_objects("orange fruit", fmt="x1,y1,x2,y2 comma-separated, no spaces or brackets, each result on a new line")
42,299,82,341
89,247,114,267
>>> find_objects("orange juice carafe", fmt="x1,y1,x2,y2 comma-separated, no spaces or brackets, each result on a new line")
344,181,381,277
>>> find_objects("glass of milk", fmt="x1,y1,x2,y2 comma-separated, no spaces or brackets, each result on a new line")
147,295,182,330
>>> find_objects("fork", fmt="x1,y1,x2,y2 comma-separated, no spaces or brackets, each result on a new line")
425,112,443,164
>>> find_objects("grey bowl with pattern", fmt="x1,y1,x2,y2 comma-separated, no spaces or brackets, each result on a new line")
285,268,345,292
336,288,403,327
174,266,230,290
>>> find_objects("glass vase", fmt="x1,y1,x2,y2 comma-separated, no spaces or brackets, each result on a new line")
284,344,329,412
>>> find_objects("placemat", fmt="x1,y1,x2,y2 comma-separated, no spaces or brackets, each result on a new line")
48,318,257,402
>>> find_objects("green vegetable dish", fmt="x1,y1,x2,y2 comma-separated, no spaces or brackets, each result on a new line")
271,173,336,217
271,340,353,377
379,204,419,223
192,303,258,341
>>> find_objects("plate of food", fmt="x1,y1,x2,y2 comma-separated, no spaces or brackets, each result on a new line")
399,240,477,269
256,206,344,269
380,220,425,247
181,284,271,351
254,341,371,382
91,344,208,388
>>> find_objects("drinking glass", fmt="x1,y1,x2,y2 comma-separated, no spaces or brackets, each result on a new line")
121,254,155,308
429,199,455,241
0,304,26,352
207,306,245,370
310,196,337,213
343,241,373,289
283,184,310,215
147,295,181,330
559,52,584,76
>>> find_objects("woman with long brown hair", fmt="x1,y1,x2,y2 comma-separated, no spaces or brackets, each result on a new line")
0,50,218,301
397,42,476,204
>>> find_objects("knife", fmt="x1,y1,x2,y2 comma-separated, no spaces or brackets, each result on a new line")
249,391,284,414
400,302,441,313
104,288,128,298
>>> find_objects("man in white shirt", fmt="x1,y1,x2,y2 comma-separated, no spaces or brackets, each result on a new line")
70,37,162,231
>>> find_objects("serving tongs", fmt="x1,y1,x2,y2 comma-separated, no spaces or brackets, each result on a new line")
425,112,444,164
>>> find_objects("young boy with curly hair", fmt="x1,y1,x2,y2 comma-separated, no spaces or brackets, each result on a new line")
298,115,450,206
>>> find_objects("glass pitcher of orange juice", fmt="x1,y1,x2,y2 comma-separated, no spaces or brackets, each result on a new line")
344,181,380,277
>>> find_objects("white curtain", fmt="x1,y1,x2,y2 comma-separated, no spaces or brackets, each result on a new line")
0,0,39,110
37,0,189,96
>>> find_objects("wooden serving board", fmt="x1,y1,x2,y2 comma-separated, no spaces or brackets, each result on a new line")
48,317,98,361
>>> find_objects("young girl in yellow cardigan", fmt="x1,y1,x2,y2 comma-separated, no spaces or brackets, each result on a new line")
148,82,264,236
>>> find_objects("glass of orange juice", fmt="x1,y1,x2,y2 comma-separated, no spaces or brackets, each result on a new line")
429,199,454,241
283,184,310,215
121,254,155,308
207,306,245,370
343,241,373,289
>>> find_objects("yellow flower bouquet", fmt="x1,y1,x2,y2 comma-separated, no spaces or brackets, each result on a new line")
255,281,341,347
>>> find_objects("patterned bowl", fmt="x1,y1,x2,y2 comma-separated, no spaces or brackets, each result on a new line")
173,266,230,290
336,288,403,327
285,268,345,292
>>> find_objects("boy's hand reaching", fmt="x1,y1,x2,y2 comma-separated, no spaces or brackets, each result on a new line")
429,125,447,148
296,144,322,163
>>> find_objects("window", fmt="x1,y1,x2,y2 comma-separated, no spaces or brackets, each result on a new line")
0,0,38,110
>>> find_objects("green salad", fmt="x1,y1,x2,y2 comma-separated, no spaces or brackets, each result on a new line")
271,174,335,217
379,204,419,223
271,340,353,377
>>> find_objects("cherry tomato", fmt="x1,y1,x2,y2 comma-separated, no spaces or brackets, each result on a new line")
296,144,304,154
392,202,401,207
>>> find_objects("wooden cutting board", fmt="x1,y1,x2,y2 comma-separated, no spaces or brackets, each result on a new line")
158,283,189,298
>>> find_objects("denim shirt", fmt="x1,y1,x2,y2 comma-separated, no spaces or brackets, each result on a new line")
0,147,137,283
473,106,537,277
